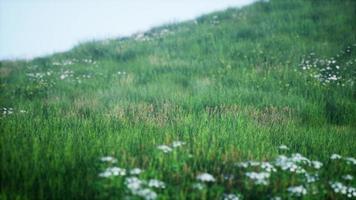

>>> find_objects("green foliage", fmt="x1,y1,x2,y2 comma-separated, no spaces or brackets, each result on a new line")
1,0,356,199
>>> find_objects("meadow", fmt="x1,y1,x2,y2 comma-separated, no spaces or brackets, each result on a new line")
0,0,355,199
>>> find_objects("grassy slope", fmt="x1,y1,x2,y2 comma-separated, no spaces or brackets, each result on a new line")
0,0,355,199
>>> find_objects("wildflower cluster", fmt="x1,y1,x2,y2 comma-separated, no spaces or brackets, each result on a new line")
196,173,216,182
125,177,158,200
245,172,270,185
1,107,14,116
223,193,241,200
96,145,356,199
299,45,356,86
98,156,167,200
274,153,322,173
133,28,173,42
287,185,307,197
26,69,56,88
52,60,75,66
329,154,356,165
27,72,51,80
329,181,356,198
99,167,126,177
117,71,127,76
211,15,220,25
59,70,74,80
278,144,289,151
52,58,96,66
1,107,27,117
157,140,186,153
192,172,216,191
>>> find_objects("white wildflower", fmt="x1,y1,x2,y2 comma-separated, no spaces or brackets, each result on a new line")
311,160,323,169
275,155,306,173
196,173,215,182
130,168,143,175
133,188,157,200
248,161,261,167
60,74,67,80
287,185,307,197
261,162,277,172
291,153,310,165
235,162,249,168
223,193,240,200
278,145,289,150
157,145,172,153
329,181,356,198
305,173,319,183
329,75,338,81
345,157,356,165
126,177,144,191
342,175,354,181
98,171,113,178
148,179,165,189
245,172,270,185
108,167,126,176
192,183,205,190
330,154,342,160
100,156,117,163
172,141,186,148
99,167,126,177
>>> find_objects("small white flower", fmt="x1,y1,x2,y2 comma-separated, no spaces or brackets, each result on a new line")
172,141,186,148
130,168,143,175
342,175,354,181
196,173,215,182
125,177,144,191
345,157,356,165
108,167,126,176
291,153,310,164
100,156,117,163
248,161,261,166
329,75,338,81
99,167,126,177
223,193,240,200
274,155,306,173
261,162,277,172
134,188,157,200
330,154,342,160
329,181,356,198
192,183,205,190
311,160,323,169
287,185,307,197
245,172,270,185
305,173,319,183
157,145,172,153
148,179,165,189
98,171,112,178
235,162,249,168
278,145,289,150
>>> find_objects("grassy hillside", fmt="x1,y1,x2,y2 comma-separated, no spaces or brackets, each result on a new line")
1,0,355,199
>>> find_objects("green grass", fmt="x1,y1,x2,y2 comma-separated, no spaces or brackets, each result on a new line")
1,0,356,199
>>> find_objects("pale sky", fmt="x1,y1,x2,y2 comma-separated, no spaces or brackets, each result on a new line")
0,0,256,60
